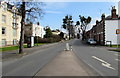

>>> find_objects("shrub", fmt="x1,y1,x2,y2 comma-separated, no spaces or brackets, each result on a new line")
34,35,61,43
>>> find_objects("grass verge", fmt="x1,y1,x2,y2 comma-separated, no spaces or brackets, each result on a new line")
106,45,120,48
0,43,48,52
108,49,120,52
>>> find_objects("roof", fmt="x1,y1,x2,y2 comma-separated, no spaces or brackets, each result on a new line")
0,1,21,15
105,15,120,20
7,3,13,10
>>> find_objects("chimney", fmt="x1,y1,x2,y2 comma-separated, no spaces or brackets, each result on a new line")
96,20,99,25
111,6,118,19
37,22,40,25
101,13,105,20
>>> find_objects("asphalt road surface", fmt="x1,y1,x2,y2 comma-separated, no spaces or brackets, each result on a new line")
2,42,66,77
2,39,119,77
69,39,119,76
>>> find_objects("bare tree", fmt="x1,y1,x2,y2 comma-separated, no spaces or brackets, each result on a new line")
12,0,44,53
77,15,92,40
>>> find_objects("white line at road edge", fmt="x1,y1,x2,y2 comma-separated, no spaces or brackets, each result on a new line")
92,56,116,70
115,59,120,61
114,54,120,56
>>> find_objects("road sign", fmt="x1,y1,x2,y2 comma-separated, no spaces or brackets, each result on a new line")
116,29,120,34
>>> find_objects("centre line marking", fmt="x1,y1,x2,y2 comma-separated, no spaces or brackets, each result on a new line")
92,56,116,70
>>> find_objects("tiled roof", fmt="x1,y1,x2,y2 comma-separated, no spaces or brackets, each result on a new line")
105,15,119,20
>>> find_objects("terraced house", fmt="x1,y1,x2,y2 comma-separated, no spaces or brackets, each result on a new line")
0,1,21,47
85,4,120,45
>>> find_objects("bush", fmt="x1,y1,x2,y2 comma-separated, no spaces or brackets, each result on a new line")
34,35,61,43
51,35,61,42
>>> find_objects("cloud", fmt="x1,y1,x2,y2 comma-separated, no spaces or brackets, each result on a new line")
43,2,67,10
45,11,62,14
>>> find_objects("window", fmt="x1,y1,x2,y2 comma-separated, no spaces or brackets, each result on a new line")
13,13,17,17
2,39,6,46
13,29,17,36
2,15,6,23
13,39,17,45
13,19,17,23
13,19,17,28
2,27,6,35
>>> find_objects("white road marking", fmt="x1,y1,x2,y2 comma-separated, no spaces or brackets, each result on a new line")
108,51,118,54
102,63,115,70
92,56,110,65
115,59,120,61
92,56,116,70
114,54,120,56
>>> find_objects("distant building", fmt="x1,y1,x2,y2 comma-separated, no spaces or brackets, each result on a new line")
25,23,45,38
74,25,82,39
52,29,61,35
0,1,21,47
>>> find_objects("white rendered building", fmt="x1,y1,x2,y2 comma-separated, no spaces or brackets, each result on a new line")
105,6,120,45
25,24,45,38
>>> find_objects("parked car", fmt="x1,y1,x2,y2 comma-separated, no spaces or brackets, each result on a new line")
87,38,97,45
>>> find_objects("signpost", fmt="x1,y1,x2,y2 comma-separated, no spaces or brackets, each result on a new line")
116,29,120,48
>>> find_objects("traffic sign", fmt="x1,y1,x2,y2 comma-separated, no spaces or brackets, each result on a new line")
116,29,120,34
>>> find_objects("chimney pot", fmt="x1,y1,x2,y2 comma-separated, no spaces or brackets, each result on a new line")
111,6,118,19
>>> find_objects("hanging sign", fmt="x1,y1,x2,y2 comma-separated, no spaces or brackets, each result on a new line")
116,29,120,34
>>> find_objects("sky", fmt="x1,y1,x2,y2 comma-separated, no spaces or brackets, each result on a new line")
39,2,118,32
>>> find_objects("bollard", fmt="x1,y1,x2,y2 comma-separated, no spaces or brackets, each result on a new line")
69,45,72,51
66,43,70,51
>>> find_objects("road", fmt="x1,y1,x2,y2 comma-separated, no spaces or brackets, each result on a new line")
69,39,119,76
2,39,119,77
2,42,66,77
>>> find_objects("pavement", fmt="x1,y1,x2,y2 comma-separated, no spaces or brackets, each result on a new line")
35,51,97,76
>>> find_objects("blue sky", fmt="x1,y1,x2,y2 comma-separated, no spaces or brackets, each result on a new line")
40,2,117,31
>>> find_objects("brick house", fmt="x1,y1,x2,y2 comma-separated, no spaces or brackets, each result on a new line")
85,14,105,45
85,6,120,45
